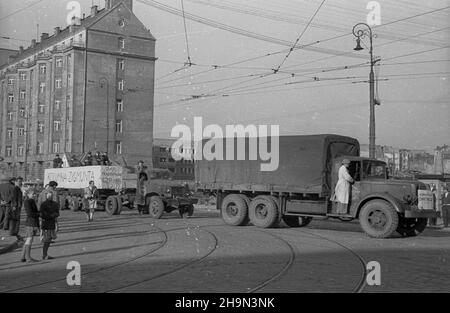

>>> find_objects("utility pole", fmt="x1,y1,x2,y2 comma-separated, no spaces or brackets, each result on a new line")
353,23,380,159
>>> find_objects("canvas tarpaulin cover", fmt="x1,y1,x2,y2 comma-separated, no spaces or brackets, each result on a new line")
195,134,359,195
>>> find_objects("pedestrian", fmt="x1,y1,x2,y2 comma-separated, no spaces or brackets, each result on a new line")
20,189,40,263
37,181,58,210
83,180,98,222
53,154,63,168
332,159,354,214
40,192,60,260
135,172,148,215
0,175,15,232
8,177,24,241
442,187,450,228
136,160,147,174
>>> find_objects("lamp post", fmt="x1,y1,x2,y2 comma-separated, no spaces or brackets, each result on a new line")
352,23,380,159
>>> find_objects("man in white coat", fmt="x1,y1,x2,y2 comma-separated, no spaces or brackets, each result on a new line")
334,159,354,214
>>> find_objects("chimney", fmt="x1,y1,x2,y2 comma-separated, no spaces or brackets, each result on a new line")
19,46,24,54
105,0,133,11
31,39,36,47
105,0,112,9
54,27,61,35
40,33,49,41
91,5,98,16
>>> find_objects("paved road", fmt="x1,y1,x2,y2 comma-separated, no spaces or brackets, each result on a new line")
0,208,449,293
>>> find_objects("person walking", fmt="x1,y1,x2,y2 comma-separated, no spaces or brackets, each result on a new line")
20,189,40,263
40,192,60,260
83,181,98,222
333,159,354,214
135,172,148,215
8,177,24,240
442,187,450,228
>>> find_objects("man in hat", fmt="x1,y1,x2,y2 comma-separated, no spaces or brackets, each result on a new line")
53,154,63,168
8,177,24,240
333,159,354,214
442,186,450,228
0,175,15,231
38,181,58,210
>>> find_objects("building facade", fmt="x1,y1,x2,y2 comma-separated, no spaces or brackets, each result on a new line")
0,0,156,180
152,138,195,181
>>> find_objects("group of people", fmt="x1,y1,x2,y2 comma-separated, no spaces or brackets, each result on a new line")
53,151,111,169
0,176,60,262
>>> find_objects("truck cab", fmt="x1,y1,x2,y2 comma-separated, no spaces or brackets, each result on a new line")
329,156,436,237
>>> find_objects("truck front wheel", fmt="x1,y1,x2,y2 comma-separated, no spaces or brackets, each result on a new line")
105,196,118,216
396,217,427,237
249,196,280,228
148,196,164,219
359,200,399,238
221,194,249,226
283,216,313,227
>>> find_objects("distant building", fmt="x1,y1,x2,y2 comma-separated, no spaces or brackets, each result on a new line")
0,0,156,180
152,138,195,181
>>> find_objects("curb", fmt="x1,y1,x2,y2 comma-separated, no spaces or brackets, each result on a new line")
0,239,20,255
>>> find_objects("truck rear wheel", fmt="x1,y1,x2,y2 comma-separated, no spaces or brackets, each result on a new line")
221,194,249,226
105,196,118,216
396,217,427,237
249,196,280,228
148,196,164,219
359,200,399,238
115,196,123,215
283,216,313,227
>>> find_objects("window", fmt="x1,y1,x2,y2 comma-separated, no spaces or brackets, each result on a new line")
67,54,72,67
55,79,62,88
54,121,61,131
115,141,122,154
55,100,61,111
38,122,44,133
160,157,167,163
6,146,12,157
20,73,27,80
7,112,13,120
39,64,46,74
115,120,123,133
118,59,125,70
38,104,45,113
118,19,125,27
19,109,26,117
116,99,123,112
8,94,14,103
17,145,25,156
118,80,124,91
52,142,59,153
7,128,13,139
18,127,25,136
67,73,72,84
36,142,43,154
20,90,26,100
7,77,14,85
56,57,63,67
118,37,125,49
39,82,46,93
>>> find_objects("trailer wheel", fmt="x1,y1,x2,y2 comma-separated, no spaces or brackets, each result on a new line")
359,200,399,238
396,217,427,237
105,196,118,216
148,196,164,219
283,216,313,227
221,194,249,226
249,196,280,228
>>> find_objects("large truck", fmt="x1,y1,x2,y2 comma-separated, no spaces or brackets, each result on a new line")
194,134,437,238
44,165,197,218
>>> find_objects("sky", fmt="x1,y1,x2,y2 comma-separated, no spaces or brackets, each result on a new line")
1,0,449,150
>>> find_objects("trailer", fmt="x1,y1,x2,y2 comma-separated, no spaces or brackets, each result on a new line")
195,134,437,238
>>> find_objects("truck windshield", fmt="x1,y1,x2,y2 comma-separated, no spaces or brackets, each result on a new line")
362,160,387,179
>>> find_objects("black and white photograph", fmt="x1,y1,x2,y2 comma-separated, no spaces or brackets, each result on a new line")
0,0,449,301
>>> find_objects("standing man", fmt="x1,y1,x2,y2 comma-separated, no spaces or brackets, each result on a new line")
9,177,24,240
53,154,63,168
0,175,15,231
135,172,148,215
40,192,60,260
83,181,98,222
37,181,58,210
333,159,354,214
442,187,450,228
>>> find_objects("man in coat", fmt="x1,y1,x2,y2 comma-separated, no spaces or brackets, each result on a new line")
0,175,15,231
83,180,98,222
9,177,24,239
333,159,354,214
37,181,58,210
442,187,450,228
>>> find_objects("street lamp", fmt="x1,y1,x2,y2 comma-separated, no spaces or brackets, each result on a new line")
352,23,380,159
